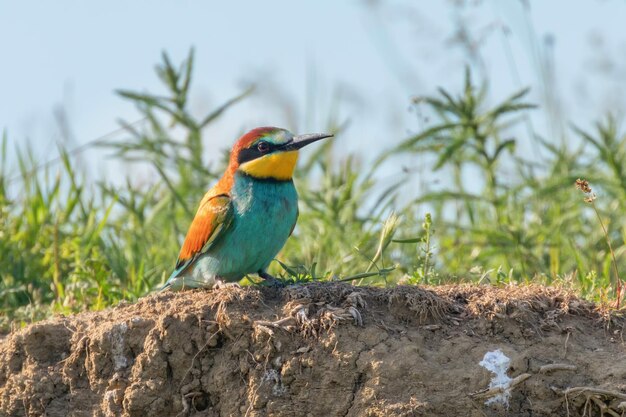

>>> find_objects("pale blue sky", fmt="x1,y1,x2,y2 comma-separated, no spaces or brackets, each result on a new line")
1,0,626,181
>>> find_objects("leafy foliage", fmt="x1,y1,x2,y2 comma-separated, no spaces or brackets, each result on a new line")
2,51,626,330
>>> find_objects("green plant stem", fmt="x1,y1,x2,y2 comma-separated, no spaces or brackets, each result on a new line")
590,202,622,307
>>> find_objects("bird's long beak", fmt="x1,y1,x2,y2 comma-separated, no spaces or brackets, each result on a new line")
285,133,333,150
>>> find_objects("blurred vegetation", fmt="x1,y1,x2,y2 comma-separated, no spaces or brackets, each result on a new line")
2,48,626,331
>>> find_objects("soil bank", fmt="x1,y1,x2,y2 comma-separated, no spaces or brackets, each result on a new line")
1,283,625,417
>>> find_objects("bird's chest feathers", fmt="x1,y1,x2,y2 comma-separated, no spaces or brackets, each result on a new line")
232,175,298,231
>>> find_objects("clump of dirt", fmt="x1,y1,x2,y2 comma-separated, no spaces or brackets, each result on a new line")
1,283,625,417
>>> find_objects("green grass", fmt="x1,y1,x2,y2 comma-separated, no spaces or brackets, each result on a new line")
2,50,626,331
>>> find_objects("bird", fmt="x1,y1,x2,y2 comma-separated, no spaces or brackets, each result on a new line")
162,126,333,290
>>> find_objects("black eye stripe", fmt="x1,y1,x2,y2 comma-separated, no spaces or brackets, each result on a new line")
237,141,278,164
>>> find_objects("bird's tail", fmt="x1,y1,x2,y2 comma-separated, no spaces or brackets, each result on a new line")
160,273,219,291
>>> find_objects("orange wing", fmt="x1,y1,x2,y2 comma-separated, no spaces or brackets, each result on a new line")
174,193,233,272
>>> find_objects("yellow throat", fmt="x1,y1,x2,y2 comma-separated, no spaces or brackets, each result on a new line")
238,151,299,181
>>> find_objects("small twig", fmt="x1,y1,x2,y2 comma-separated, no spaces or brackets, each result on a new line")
563,329,571,358
255,317,297,328
590,396,621,417
176,391,203,417
561,386,626,400
554,384,626,417
539,363,578,374
254,317,298,333
469,373,531,399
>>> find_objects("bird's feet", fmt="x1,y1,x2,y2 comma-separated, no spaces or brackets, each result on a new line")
214,279,241,290
257,270,286,288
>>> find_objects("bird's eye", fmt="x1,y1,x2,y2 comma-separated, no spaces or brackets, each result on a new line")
257,141,270,153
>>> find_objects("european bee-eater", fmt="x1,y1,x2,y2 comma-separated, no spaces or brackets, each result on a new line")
162,126,332,290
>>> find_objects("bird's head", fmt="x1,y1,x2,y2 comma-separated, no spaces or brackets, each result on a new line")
231,127,332,181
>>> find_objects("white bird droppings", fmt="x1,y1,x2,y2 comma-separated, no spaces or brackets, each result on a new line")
479,349,513,406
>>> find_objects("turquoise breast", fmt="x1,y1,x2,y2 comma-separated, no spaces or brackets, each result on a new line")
188,173,298,284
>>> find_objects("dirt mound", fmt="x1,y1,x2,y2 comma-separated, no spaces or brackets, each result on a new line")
1,283,625,417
